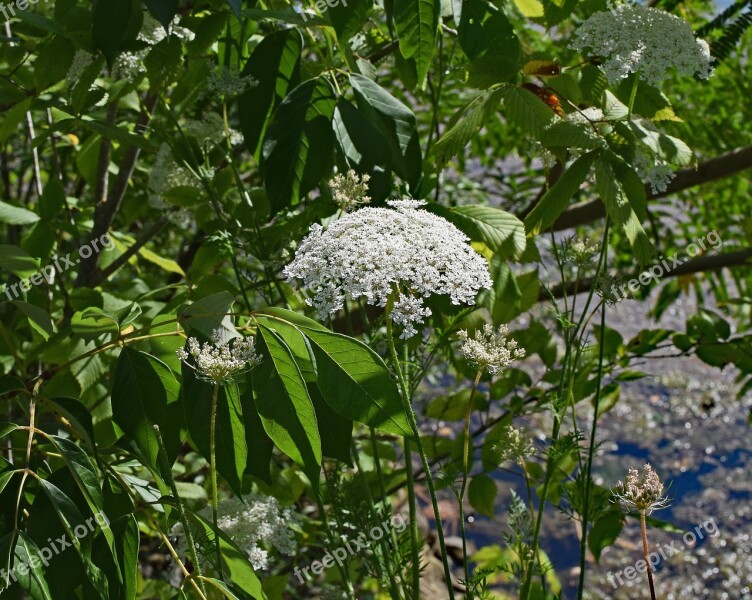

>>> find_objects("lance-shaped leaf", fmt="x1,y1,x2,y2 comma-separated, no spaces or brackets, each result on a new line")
112,349,182,479
430,205,526,259
525,152,596,235
299,327,414,439
252,325,322,486
394,0,440,87
262,76,337,214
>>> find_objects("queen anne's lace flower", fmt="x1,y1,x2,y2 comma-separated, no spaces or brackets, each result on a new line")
172,494,299,571
208,66,257,96
284,200,492,338
457,324,526,375
328,169,371,211
614,464,670,513
570,5,713,86
176,329,261,383
634,149,676,195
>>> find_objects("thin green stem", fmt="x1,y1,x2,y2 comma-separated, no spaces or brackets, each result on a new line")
315,483,356,599
209,384,223,579
154,425,208,598
386,315,456,599
577,273,609,599
641,511,657,600
627,73,640,119
458,369,483,595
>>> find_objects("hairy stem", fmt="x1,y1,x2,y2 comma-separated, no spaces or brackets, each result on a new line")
641,511,657,600
209,384,223,579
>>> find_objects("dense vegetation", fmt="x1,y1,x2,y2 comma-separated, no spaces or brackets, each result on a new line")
0,0,750,598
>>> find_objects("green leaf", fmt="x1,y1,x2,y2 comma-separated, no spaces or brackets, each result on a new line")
0,201,39,225
300,327,414,438
350,73,422,189
513,0,544,17
433,86,504,167
308,383,354,464
328,0,373,42
254,316,317,382
112,349,182,478
227,0,242,19
46,436,119,570
0,245,40,279
502,86,557,137
145,0,179,28
394,0,440,87
242,381,274,484
91,0,142,66
434,205,526,259
253,325,322,485
589,509,623,562
468,474,497,518
37,478,109,597
179,291,237,340
238,30,302,157
12,301,54,340
181,372,248,495
45,397,96,451
12,533,53,600
595,153,654,263
187,512,266,599
144,35,184,89
525,152,596,234
261,76,337,214
112,515,139,600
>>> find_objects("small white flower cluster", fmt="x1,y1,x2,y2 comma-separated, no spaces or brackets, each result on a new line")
208,66,257,97
173,494,299,572
176,329,261,383
183,112,243,147
570,4,713,86
284,200,492,339
634,149,676,195
114,14,195,82
147,143,201,226
457,324,526,375
614,463,670,513
328,169,371,211
488,425,534,466
67,50,96,86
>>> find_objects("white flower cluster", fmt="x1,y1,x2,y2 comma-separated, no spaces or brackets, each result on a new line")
284,200,492,339
457,324,526,375
114,14,195,82
328,169,371,211
614,463,670,513
183,112,243,147
173,494,299,572
208,66,257,97
67,50,96,86
147,143,201,226
570,4,713,86
487,425,534,466
634,149,676,195
176,329,261,383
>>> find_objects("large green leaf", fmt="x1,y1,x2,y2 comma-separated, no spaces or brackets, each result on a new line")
112,349,182,477
502,86,557,137
328,0,374,42
37,479,109,597
299,327,414,438
91,0,143,66
431,205,526,259
238,29,303,157
0,201,39,225
144,0,179,28
433,86,504,167
262,76,337,214
181,370,248,495
595,153,654,264
253,325,322,485
394,0,440,87
308,383,354,464
0,245,40,278
44,397,95,451
524,152,596,235
350,74,422,189
12,533,53,600
178,291,237,340
468,474,497,518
